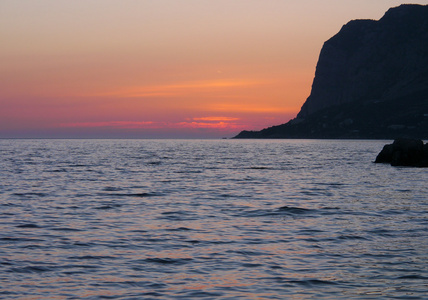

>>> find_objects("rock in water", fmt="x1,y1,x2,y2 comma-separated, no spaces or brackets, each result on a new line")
375,138,428,167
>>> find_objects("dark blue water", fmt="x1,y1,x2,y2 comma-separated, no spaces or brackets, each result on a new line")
1,139,427,299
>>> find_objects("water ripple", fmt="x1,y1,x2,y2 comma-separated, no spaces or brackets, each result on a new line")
0,139,427,299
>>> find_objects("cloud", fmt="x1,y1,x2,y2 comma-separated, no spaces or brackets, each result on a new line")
59,116,244,131
96,79,267,98
60,121,157,129
178,116,244,130
205,103,301,113
192,117,240,121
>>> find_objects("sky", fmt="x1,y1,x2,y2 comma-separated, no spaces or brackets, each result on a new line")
1,0,427,138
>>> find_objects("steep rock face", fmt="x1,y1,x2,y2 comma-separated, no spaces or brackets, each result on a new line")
235,4,428,139
298,4,428,118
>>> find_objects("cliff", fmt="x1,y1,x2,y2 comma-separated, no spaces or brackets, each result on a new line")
235,4,428,139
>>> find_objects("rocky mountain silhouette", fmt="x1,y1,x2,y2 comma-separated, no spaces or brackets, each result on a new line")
235,4,428,139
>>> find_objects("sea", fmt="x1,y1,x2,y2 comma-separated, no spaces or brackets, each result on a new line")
0,139,427,299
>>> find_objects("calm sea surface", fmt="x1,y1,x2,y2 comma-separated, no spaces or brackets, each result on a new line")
0,139,427,299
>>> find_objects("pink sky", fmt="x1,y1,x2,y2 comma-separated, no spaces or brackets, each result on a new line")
1,0,426,138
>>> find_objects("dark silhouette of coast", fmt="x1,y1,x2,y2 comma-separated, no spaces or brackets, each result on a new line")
235,4,428,139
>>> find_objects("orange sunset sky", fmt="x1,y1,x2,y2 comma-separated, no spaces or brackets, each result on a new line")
1,0,427,138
